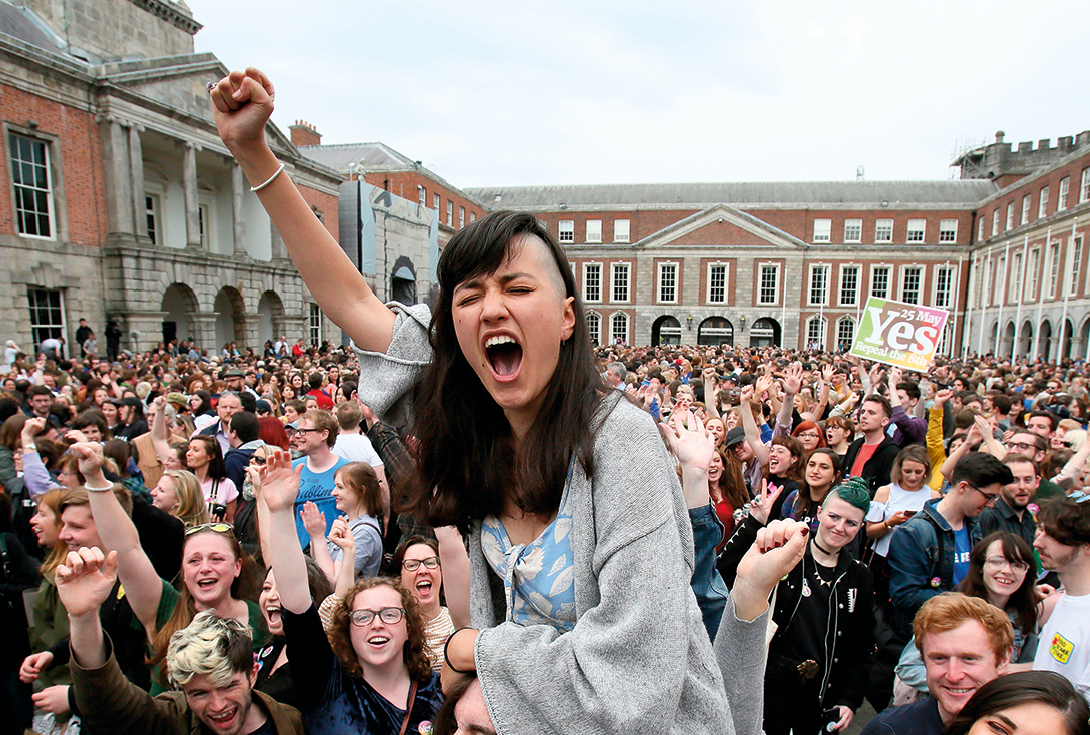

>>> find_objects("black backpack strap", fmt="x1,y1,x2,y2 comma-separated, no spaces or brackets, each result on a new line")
920,513,947,587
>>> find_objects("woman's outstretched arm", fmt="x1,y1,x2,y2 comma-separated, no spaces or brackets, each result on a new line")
209,68,395,352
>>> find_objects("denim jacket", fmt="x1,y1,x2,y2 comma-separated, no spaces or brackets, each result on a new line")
888,498,980,638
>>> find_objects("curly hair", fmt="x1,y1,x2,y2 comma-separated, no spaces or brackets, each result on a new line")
329,577,432,682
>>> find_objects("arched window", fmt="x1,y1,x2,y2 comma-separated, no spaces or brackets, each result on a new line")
610,312,629,345
806,316,827,350
586,312,601,346
836,317,855,351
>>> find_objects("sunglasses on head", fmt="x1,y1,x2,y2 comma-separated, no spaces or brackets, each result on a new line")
185,522,234,536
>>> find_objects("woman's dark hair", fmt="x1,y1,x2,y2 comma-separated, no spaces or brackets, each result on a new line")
958,531,1040,636
189,435,227,481
765,435,806,482
392,535,440,571
793,448,842,520
944,671,1090,735
102,438,135,479
191,390,214,417
714,447,750,512
404,211,606,529
432,673,478,735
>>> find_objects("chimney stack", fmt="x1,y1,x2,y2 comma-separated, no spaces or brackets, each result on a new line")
290,120,322,147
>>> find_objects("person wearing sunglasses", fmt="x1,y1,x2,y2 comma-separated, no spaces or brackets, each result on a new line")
889,453,1014,641
68,443,268,694
258,449,442,735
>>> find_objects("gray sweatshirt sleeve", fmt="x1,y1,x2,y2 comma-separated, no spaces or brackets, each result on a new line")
715,594,770,735
351,302,434,426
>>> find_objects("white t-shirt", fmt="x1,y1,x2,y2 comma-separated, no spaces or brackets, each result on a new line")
332,433,384,468
1034,591,1090,701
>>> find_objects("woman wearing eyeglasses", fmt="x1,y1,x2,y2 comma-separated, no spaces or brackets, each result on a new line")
259,449,442,735
894,531,1042,703
393,536,457,672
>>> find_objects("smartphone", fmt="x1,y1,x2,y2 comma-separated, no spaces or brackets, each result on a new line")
821,708,840,732
902,510,917,518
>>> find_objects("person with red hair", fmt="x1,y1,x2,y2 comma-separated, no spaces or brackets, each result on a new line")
258,416,290,450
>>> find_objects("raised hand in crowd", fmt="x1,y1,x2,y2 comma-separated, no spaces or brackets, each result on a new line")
55,547,120,670
659,408,714,509
748,479,784,525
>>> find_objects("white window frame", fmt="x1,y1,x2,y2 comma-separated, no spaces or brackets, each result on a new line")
1021,194,1031,225
839,264,860,307
870,265,891,299
145,191,162,246
901,265,923,305
657,261,679,304
8,132,56,240
906,219,926,243
586,219,602,243
1005,203,1014,231
939,219,958,243
875,219,893,243
992,209,1000,237
27,287,66,355
805,316,827,350
614,218,630,243
1058,177,1070,212
582,262,602,303
758,263,780,306
978,217,986,241
309,303,323,346
1072,237,1083,297
197,202,211,249
808,264,830,306
706,262,728,305
433,193,440,210
1039,187,1049,218
417,185,426,206
446,200,453,226
813,218,831,243
1011,253,1023,303
611,261,630,304
1081,168,1090,204
610,312,628,345
836,316,856,350
558,220,574,243
933,265,955,309
843,219,862,243
459,205,465,228
992,256,1005,306
586,312,601,345
1048,242,1060,299
1029,248,1041,301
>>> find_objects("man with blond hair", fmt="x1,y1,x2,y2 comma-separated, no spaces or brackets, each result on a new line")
861,592,1013,735
61,547,303,735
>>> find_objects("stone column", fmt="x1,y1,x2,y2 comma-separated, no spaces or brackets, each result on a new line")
129,126,148,240
231,162,247,257
124,310,169,352
190,314,219,354
181,142,201,248
270,221,287,261
101,119,134,236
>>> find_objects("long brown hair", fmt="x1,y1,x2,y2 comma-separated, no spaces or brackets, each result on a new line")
36,488,68,575
712,447,750,510
958,531,1040,636
329,577,431,682
403,211,607,531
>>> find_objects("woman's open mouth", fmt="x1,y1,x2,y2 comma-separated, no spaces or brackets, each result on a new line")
485,335,523,379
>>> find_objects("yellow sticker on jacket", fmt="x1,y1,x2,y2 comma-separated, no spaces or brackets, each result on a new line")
1050,633,1074,664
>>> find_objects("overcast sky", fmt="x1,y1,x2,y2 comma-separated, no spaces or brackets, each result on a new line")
185,0,1090,189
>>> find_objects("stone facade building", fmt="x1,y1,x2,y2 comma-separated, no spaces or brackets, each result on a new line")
0,0,343,357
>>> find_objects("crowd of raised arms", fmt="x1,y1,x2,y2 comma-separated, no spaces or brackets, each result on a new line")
0,67,1088,735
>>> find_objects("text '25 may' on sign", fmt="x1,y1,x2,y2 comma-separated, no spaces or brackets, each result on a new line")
849,297,950,369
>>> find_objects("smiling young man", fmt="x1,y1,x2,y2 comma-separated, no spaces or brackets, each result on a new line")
842,394,902,496
60,547,303,735
977,454,1040,546
290,410,349,549
889,452,1014,639
861,593,1012,735
1032,495,1090,699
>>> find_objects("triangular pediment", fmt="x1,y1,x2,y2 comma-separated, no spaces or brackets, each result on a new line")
96,53,296,156
636,203,808,250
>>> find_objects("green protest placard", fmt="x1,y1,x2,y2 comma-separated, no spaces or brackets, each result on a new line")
849,297,949,369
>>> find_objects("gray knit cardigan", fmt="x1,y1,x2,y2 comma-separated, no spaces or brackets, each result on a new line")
354,303,767,735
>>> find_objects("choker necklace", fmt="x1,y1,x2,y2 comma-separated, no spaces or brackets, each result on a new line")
812,539,837,558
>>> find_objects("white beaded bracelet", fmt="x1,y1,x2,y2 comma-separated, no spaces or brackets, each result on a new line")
84,482,114,493
250,163,285,192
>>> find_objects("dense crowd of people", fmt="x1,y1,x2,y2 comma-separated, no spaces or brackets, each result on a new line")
0,66,1088,735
